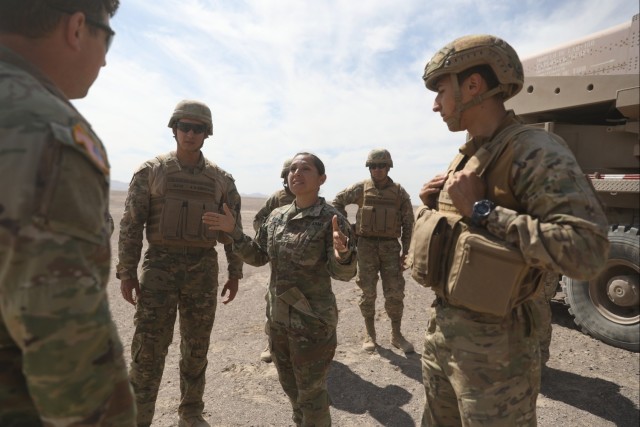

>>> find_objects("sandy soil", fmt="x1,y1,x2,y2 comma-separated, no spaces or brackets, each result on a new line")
107,191,639,427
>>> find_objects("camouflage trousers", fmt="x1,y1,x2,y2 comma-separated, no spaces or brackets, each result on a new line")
421,300,540,427
129,246,219,426
533,272,559,365
355,237,405,321
269,313,337,426
0,240,135,426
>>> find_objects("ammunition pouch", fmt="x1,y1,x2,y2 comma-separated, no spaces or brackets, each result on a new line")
356,205,399,238
447,224,529,317
406,206,457,289
407,206,530,316
160,198,232,245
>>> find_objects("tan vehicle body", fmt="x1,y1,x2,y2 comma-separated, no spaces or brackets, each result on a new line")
507,14,639,351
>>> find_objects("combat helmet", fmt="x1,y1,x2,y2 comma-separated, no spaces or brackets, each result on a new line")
365,149,393,168
280,158,292,179
423,35,523,101
167,99,213,135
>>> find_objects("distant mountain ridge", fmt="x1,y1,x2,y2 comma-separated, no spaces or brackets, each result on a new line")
110,179,128,191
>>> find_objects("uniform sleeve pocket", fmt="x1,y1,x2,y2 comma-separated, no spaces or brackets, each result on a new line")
41,144,109,245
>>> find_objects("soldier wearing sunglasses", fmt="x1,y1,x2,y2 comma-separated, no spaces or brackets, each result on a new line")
0,0,136,425
117,100,244,427
332,149,416,354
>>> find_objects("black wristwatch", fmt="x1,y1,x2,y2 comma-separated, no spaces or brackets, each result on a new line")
470,199,495,227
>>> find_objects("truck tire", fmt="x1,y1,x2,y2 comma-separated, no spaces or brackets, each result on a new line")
562,226,639,352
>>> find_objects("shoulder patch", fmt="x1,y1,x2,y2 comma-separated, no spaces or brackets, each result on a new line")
71,123,109,175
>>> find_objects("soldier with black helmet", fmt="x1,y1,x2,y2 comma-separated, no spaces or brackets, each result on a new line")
415,35,609,425
117,99,244,427
333,149,415,354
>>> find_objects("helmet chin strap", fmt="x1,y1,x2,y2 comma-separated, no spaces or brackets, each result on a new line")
445,73,507,131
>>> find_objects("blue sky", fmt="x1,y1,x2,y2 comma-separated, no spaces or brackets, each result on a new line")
74,0,639,200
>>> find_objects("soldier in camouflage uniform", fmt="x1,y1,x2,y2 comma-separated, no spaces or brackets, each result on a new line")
534,271,560,366
332,149,415,353
203,152,357,427
253,158,295,363
0,1,136,426
253,158,295,232
417,35,609,425
117,100,243,427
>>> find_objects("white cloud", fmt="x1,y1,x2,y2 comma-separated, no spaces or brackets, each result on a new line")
73,0,639,201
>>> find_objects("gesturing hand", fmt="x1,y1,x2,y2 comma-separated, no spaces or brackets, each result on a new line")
419,173,447,208
202,203,235,233
332,215,350,260
446,170,486,217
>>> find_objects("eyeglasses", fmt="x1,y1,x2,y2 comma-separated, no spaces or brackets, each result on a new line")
368,163,388,170
47,5,115,51
85,16,115,51
176,122,207,135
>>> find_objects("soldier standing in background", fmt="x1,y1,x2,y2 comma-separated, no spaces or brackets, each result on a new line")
253,158,295,232
253,158,295,363
0,1,136,425
417,35,609,425
203,152,357,427
117,100,243,427
333,149,415,353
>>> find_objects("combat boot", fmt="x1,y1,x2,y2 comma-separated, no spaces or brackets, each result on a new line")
260,343,272,363
178,414,210,427
362,317,377,352
391,320,414,353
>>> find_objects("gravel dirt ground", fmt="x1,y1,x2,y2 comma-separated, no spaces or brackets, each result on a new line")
108,191,639,427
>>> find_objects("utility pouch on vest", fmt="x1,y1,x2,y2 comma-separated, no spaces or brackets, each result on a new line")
357,205,399,237
161,197,184,240
184,200,205,241
406,207,457,290
446,224,529,317
381,207,398,235
357,206,374,234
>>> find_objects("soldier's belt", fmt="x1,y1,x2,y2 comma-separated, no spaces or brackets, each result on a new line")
148,244,213,255
358,235,397,241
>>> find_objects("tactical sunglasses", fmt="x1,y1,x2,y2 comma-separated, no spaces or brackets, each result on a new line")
85,17,115,51
176,122,207,135
368,163,388,169
47,5,115,51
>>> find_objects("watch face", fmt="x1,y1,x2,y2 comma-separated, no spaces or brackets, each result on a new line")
476,201,491,215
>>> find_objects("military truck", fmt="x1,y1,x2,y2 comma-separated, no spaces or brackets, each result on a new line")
506,14,639,351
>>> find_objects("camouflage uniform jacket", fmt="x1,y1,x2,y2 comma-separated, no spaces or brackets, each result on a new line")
117,152,243,280
444,111,609,294
252,188,295,232
0,44,113,292
230,198,357,330
332,178,414,254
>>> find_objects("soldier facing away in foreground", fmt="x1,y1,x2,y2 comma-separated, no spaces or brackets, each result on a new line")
0,0,136,425
253,158,295,363
116,100,244,427
203,152,357,427
332,149,415,353
415,35,609,425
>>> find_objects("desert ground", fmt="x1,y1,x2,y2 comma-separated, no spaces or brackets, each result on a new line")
107,191,639,427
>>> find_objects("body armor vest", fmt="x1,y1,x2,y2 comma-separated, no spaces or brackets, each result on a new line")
436,125,541,307
146,154,231,247
356,180,402,238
